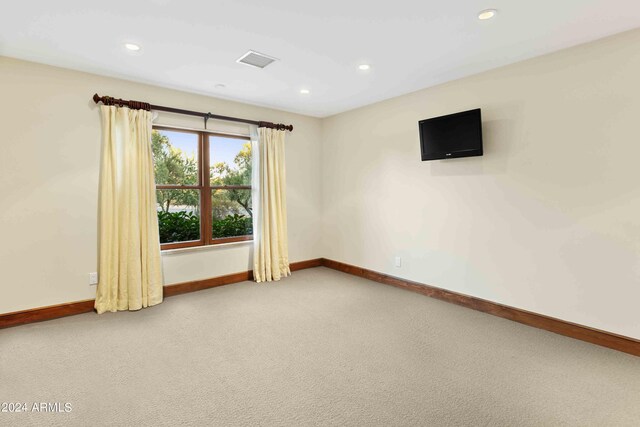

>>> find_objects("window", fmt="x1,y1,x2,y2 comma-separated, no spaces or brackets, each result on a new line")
152,126,253,250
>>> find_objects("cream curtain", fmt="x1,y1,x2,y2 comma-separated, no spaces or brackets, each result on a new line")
95,105,163,314
252,127,290,282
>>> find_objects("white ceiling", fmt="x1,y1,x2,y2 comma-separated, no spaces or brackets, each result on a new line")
1,1,639,117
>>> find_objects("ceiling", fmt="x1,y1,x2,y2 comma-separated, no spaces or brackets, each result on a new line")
1,1,639,117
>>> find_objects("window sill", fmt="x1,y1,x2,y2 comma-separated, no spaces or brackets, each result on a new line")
161,239,252,256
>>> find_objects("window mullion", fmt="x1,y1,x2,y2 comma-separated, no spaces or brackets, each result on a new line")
202,132,212,246
210,185,252,190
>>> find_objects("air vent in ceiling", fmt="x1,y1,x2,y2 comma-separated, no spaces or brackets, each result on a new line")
236,50,278,69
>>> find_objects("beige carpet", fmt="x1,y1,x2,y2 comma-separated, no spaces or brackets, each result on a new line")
1,267,640,426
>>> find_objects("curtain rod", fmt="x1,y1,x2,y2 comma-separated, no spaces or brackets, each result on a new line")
92,93,293,132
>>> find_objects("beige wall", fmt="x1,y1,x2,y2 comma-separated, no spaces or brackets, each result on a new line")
0,57,322,313
321,29,640,339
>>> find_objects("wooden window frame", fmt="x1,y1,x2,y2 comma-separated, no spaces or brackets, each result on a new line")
154,126,253,250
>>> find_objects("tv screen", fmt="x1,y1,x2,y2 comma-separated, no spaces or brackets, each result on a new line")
419,108,483,161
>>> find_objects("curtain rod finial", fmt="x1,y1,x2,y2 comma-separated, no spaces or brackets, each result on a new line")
93,93,101,104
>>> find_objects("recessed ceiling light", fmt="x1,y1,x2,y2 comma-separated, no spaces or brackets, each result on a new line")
299,89,310,95
214,84,226,89
358,64,371,71
478,9,497,20
125,43,141,51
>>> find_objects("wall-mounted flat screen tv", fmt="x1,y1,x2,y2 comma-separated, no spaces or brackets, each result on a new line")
419,108,483,161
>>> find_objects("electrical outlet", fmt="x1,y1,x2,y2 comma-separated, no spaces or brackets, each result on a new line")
89,272,98,286
394,256,402,268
